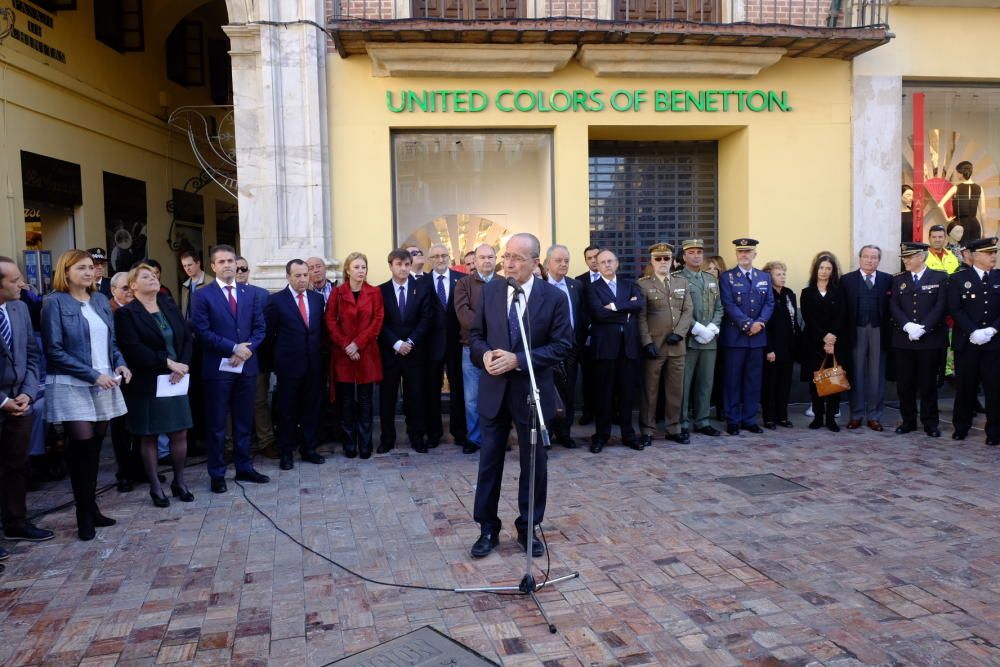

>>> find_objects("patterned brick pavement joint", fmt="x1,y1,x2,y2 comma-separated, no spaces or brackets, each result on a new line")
0,405,998,666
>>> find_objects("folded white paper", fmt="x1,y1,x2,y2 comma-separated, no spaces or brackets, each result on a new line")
219,358,244,374
156,374,190,397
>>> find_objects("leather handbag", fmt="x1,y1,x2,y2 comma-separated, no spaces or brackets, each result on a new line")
813,354,850,397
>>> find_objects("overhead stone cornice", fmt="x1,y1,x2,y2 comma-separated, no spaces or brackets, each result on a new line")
366,43,578,78
577,45,787,78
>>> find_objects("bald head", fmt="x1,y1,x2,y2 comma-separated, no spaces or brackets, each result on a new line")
305,256,327,288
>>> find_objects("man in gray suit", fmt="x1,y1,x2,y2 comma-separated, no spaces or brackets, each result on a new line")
0,257,54,567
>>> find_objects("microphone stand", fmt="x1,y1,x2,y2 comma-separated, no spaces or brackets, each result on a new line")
454,283,579,633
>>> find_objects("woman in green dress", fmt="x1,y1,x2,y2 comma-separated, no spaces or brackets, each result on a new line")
114,264,194,507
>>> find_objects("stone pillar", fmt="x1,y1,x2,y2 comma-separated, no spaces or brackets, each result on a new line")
852,74,902,271
223,0,335,291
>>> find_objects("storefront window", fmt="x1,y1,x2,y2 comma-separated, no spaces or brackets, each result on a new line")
902,86,1000,244
392,131,553,262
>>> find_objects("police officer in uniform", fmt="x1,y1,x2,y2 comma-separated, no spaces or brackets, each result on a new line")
889,241,948,437
719,238,774,435
947,237,1000,446
637,243,693,446
679,239,724,439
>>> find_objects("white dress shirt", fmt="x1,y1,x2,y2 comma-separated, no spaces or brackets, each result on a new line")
507,275,535,314
433,269,451,303
288,285,310,321
217,277,238,304
547,276,574,328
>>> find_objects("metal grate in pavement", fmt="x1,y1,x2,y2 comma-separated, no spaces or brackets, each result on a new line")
330,625,499,666
716,473,810,496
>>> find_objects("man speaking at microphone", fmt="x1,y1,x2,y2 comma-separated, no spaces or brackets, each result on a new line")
468,233,573,559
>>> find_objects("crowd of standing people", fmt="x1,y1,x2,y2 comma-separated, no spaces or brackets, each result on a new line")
1,228,997,569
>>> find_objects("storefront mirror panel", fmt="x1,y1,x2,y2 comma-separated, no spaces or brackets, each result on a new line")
392,131,553,263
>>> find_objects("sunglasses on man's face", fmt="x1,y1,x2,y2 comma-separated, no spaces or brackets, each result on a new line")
652,256,672,262
236,267,249,273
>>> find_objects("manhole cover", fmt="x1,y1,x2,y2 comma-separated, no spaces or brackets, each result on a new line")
716,473,809,496
330,625,499,666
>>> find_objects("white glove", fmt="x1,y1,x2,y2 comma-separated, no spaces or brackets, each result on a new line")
694,333,713,345
911,324,926,340
691,322,709,338
970,328,996,345
706,322,720,335
903,322,925,340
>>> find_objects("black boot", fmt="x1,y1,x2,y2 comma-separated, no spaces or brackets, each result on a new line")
66,439,95,541
88,436,116,528
357,387,374,459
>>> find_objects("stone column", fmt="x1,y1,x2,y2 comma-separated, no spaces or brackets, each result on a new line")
852,74,902,271
223,0,335,291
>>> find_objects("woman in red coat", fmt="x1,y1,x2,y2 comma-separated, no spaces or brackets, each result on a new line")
326,252,384,459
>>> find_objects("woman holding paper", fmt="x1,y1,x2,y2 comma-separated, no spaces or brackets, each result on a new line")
42,249,132,540
114,264,194,507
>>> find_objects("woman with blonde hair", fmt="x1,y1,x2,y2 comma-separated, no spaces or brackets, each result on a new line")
326,252,384,459
42,249,131,540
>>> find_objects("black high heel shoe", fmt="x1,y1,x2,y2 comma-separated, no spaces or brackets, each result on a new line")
150,489,170,508
170,481,194,502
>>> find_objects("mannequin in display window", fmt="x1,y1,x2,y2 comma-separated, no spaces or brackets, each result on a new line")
901,184,914,243
938,161,986,244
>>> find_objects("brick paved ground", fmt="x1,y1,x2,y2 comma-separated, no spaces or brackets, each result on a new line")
1,402,998,666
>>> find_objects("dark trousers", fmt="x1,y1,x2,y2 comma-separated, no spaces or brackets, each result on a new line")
894,348,940,428
204,376,256,479
473,385,547,535
379,359,426,447
761,359,793,423
808,382,840,421
579,348,597,420
275,370,324,457
723,347,764,426
953,347,1000,439
553,347,578,440
425,350,467,445
109,414,135,481
188,343,206,446
0,411,34,531
338,382,374,452
594,358,638,441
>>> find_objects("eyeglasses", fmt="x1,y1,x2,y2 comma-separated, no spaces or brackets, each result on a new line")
429,254,449,260
409,250,424,256
652,256,672,262
236,267,249,273
502,254,536,263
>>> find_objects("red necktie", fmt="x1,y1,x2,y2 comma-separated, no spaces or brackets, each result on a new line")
225,285,237,316
297,292,308,326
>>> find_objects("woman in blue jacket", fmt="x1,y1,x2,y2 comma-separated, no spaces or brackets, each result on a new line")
42,249,131,540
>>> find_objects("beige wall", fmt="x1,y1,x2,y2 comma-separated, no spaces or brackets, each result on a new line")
328,55,853,288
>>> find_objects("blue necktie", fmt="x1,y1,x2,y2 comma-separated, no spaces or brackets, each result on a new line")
398,285,406,313
0,307,11,351
508,295,521,347
437,274,447,307
554,280,573,329
609,280,617,298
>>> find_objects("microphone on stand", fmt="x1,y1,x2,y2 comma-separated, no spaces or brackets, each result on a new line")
506,276,525,295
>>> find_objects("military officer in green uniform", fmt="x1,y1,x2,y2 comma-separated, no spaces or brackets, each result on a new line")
678,239,724,439
638,243,693,446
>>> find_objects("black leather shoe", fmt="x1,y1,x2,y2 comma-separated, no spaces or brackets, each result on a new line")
3,523,55,542
696,425,721,437
517,529,545,557
462,442,480,454
726,424,740,436
626,438,644,451
170,481,194,502
413,441,429,454
826,422,841,433
301,452,326,465
236,470,270,484
426,438,441,449
0,547,7,560
777,420,794,428
589,437,606,453
279,455,294,471
895,424,917,434
210,477,227,494
470,531,499,559
669,431,690,445
377,443,394,454
150,490,170,508
116,478,133,493
764,421,777,430
925,427,941,438
952,431,967,441
986,438,999,447
743,424,764,434
92,509,115,528
640,434,653,449
343,446,358,459
359,445,372,459
808,418,824,430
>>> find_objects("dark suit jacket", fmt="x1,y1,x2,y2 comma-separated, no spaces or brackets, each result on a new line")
190,281,267,379
548,276,586,349
378,277,433,364
0,300,40,405
841,269,893,350
764,287,800,364
264,287,326,378
889,268,948,350
948,266,1000,352
426,269,463,362
95,278,112,299
114,296,193,398
469,278,572,423
586,277,644,360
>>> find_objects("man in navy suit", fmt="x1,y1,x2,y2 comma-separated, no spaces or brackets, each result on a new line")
191,244,270,493
265,259,327,470
586,249,644,452
841,245,893,431
544,244,584,448
424,244,467,449
468,233,572,559
378,249,433,453
88,248,113,298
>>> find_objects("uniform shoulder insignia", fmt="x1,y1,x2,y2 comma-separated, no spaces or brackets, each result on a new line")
637,275,651,282
893,271,906,277
671,270,684,277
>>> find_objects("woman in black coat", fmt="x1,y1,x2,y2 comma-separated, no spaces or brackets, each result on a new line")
800,252,848,432
761,261,801,429
114,264,194,507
